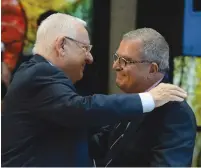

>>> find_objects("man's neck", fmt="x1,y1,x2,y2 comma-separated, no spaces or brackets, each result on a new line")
144,73,164,92
128,73,164,93
146,77,163,92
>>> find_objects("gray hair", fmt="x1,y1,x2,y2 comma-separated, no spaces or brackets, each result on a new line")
123,28,169,72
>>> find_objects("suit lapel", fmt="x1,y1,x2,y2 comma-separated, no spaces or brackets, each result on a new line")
105,116,144,166
116,116,144,151
112,74,170,151
105,74,170,166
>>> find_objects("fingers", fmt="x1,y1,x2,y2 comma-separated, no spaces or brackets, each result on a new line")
159,83,187,101
160,83,187,94
169,90,187,99
149,83,187,108
169,95,184,102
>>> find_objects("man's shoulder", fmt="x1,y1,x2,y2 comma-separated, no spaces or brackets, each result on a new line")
18,59,61,77
15,58,69,83
163,100,194,114
155,100,196,125
11,59,73,92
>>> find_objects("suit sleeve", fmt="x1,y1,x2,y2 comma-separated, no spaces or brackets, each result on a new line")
150,102,197,167
27,64,144,127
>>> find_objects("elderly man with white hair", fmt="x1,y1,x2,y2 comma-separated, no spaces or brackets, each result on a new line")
2,13,187,167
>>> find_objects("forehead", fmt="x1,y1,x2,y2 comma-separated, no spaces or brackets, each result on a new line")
75,25,90,45
117,39,142,60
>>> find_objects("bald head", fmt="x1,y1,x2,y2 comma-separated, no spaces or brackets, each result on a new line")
33,13,88,56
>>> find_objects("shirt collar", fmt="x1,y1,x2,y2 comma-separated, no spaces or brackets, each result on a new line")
48,61,54,66
145,75,164,92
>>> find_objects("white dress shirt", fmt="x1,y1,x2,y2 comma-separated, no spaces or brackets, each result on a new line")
139,93,155,113
139,77,163,113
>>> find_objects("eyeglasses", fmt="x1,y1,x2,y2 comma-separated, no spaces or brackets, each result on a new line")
113,53,151,68
64,36,93,53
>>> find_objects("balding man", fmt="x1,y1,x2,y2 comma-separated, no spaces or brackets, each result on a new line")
92,28,196,167
1,14,187,167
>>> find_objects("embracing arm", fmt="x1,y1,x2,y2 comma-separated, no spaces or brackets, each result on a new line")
30,81,147,127
27,63,185,128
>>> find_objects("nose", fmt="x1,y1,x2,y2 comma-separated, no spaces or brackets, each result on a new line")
113,60,118,69
113,59,123,71
86,52,93,64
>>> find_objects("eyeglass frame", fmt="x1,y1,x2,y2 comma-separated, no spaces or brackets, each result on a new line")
64,36,93,53
113,53,153,67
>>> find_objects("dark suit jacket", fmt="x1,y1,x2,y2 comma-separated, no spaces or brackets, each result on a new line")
1,54,145,167
92,79,197,167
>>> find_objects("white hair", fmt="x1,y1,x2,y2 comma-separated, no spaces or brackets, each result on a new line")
75,17,87,27
123,28,169,72
32,13,87,55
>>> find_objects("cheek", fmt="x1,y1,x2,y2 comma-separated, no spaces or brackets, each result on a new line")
65,54,81,66
116,69,136,87
125,70,137,87
70,55,85,75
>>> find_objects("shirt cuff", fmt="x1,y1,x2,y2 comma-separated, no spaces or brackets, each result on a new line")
139,92,155,113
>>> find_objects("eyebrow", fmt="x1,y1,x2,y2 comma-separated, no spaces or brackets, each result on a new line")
66,36,90,46
76,38,90,46
116,53,133,61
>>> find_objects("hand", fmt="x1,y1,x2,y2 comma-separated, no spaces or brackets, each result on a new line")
149,83,187,108
1,62,11,87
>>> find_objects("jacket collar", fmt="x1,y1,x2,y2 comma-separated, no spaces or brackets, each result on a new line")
32,54,76,92
32,54,49,63
161,72,170,83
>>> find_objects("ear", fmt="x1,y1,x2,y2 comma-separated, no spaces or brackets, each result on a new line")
54,36,65,57
149,62,158,73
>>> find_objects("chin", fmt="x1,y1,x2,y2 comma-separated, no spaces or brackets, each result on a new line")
116,79,135,93
116,79,125,91
78,72,84,80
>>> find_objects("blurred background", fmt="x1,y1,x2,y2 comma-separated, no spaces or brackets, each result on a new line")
1,0,201,166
